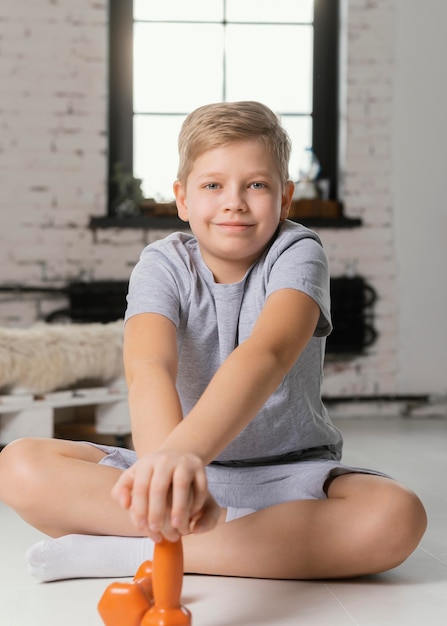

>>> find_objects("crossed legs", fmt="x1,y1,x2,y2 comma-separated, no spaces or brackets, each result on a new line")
0,437,427,580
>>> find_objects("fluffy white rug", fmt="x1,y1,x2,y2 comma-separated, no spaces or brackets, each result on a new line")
0,321,124,394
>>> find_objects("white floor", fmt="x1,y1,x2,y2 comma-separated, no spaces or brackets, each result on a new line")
1,415,447,626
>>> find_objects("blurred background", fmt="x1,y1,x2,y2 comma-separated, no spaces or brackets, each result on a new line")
0,0,445,413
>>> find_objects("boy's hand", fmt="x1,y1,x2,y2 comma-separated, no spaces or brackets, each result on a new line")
111,450,220,542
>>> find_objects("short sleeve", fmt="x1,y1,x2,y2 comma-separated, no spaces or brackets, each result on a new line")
266,236,332,337
124,245,183,328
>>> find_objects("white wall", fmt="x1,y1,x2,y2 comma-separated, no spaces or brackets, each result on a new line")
392,0,447,394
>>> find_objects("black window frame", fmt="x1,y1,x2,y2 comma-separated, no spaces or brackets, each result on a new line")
107,0,340,216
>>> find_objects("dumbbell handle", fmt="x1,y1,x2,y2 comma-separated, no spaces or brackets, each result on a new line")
141,537,191,626
152,538,184,608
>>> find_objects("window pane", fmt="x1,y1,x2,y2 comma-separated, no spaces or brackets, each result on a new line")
134,0,223,22
134,114,186,201
134,114,313,201
225,25,313,113
281,116,313,182
134,23,224,113
226,0,313,23
132,6,315,202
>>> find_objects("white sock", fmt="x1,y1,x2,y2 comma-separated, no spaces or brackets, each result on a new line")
25,535,154,582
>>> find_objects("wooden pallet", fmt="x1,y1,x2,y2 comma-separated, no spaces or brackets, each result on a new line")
0,386,130,446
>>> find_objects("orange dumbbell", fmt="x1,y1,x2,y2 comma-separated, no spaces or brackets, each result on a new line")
98,560,153,626
98,538,191,626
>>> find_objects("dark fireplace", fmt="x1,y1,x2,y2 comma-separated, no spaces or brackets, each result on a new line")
45,281,129,324
327,277,377,353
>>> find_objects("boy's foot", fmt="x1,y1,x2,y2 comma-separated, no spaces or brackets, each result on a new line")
25,534,153,582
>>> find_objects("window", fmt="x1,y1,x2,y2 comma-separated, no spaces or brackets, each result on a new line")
108,0,340,214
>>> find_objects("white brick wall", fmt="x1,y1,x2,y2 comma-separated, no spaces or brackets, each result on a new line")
0,0,406,398
321,0,398,396
0,0,109,292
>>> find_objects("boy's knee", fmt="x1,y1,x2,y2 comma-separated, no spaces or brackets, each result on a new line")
0,438,44,507
369,484,427,571
391,488,427,556
333,475,427,573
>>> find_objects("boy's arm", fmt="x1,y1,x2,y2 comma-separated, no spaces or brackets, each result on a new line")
117,311,221,541
160,287,321,464
123,312,183,456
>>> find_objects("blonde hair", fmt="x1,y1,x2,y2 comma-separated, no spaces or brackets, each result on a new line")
177,101,291,188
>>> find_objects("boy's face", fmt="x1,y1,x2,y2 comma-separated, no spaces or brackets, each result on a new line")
174,139,293,283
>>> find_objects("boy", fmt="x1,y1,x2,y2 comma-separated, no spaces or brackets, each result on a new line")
0,101,426,582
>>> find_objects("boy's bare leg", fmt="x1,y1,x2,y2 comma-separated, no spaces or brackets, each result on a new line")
184,473,427,579
0,438,426,580
0,437,138,537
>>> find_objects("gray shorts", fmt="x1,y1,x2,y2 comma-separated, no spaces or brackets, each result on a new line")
89,443,390,521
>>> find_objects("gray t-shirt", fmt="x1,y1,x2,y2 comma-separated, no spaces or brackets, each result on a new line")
125,220,343,464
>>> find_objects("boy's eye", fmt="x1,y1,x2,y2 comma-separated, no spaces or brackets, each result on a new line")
204,182,220,190
251,182,267,189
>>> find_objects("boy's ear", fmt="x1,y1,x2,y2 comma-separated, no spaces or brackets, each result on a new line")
173,180,189,222
280,180,295,221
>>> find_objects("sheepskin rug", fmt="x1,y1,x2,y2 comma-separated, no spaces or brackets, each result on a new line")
0,321,124,394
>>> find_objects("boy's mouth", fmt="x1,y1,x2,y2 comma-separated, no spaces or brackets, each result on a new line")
215,221,254,229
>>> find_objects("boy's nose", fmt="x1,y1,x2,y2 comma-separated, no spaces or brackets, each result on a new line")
223,189,247,212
